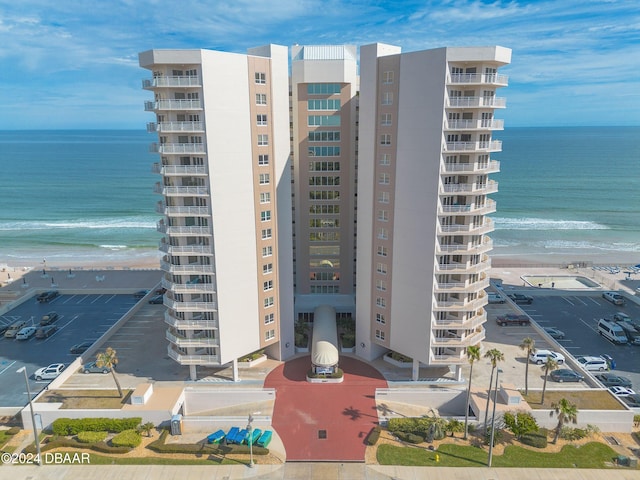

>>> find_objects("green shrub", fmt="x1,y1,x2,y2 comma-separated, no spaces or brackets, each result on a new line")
76,431,108,444
111,429,142,448
521,431,548,448
147,430,269,455
295,333,308,347
6,427,20,436
239,349,265,362
52,417,142,436
341,333,355,348
22,436,131,455
366,426,382,446
560,427,587,441
396,432,424,444
387,352,412,363
388,418,417,434
484,428,504,447
634,414,640,428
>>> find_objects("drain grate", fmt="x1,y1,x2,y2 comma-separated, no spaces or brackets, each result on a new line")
318,429,327,439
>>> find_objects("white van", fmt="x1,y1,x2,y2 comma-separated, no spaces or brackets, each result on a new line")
597,318,628,344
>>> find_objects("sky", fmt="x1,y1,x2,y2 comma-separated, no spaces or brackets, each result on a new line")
0,0,638,129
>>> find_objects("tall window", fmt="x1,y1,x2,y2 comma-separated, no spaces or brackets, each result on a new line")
264,313,274,324
258,134,268,146
257,114,267,126
377,245,388,257
265,329,275,341
380,154,391,166
376,297,386,308
260,210,271,222
256,93,267,105
377,263,387,274
381,113,392,126
260,192,271,204
261,228,272,239
383,71,394,84
255,72,266,84
379,173,390,185
378,192,390,204
376,279,387,291
376,313,386,324
263,263,273,274
262,245,273,257
377,228,388,240
375,329,385,341
263,281,273,291
259,173,270,184
382,92,393,105
258,154,269,165
380,134,391,145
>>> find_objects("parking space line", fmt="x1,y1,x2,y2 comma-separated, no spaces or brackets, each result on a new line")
104,294,117,303
0,360,17,376
561,297,575,305
90,295,104,304
587,297,602,305
579,317,597,332
62,295,78,304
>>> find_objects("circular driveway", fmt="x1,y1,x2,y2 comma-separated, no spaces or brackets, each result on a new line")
264,355,388,462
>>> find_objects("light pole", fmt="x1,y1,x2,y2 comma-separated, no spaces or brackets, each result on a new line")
487,368,502,467
247,411,261,468
16,367,41,466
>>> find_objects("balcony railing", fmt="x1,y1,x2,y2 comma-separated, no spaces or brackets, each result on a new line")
448,73,508,86
150,143,205,154
437,218,494,235
164,298,218,312
447,97,506,108
444,140,502,152
434,276,490,292
434,311,486,330
161,260,215,274
436,238,493,254
159,242,212,255
432,296,486,311
161,277,216,293
167,345,219,366
152,163,208,175
147,121,204,133
445,119,504,130
438,199,497,215
154,183,209,196
156,221,213,236
441,160,500,174
143,76,201,88
157,203,211,217
166,330,219,348
164,311,218,329
144,99,202,111
434,260,491,275
431,329,485,347
440,180,498,194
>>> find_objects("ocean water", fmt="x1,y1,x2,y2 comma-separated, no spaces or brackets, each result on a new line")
0,127,639,267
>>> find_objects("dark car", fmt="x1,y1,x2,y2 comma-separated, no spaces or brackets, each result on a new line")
595,372,632,388
622,393,640,408
82,361,111,374
69,342,93,355
37,290,59,303
35,325,58,339
507,293,533,304
149,294,164,304
550,369,584,383
133,289,149,299
495,314,530,326
40,311,59,326
543,327,565,339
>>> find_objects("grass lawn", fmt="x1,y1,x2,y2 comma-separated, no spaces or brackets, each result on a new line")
0,430,14,449
377,442,620,468
81,453,247,465
522,390,624,410
36,390,133,409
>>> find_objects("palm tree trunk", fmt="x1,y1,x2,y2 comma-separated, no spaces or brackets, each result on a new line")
463,363,474,439
484,367,495,430
541,367,549,404
111,370,123,398
553,419,562,444
524,351,530,395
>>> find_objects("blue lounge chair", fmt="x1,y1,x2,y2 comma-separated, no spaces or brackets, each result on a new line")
207,429,225,444
234,429,248,444
256,430,272,447
225,426,239,444
248,428,262,445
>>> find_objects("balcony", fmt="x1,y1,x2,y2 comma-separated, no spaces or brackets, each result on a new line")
433,310,486,330
445,119,504,130
437,218,494,235
431,328,485,347
444,140,502,152
147,121,204,133
448,73,508,86
154,183,209,196
166,330,219,348
167,345,219,366
432,296,487,311
160,260,215,274
150,143,205,154
156,203,211,217
430,350,466,365
438,199,496,216
441,160,499,174
164,297,218,312
436,238,493,255
447,97,506,108
440,180,498,195
434,275,490,293
162,277,216,293
142,76,201,88
152,163,208,176
156,221,213,236
159,242,212,255
434,259,491,275
164,311,218,329
144,99,202,111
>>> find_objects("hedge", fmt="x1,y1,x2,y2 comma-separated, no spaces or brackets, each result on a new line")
147,430,269,455
521,431,548,448
52,417,142,436
6,427,20,436
395,432,424,444
111,429,142,448
77,431,108,444
22,436,131,455
366,426,382,446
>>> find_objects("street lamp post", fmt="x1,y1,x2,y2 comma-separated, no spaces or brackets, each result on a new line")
247,414,255,468
16,367,41,466
487,368,502,467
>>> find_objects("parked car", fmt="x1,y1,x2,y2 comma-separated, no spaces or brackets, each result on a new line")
487,292,505,304
600,353,616,370
36,290,59,303
608,386,635,397
148,294,164,304
595,372,633,388
529,349,565,365
507,293,533,304
576,356,609,371
69,342,92,355
34,363,65,381
35,325,58,339
543,327,565,339
4,320,27,338
550,369,584,383
16,326,37,340
597,318,628,344
602,291,625,306
613,312,631,323
82,361,111,374
0,324,10,336
622,393,640,408
133,289,149,299
40,311,59,326
495,314,530,326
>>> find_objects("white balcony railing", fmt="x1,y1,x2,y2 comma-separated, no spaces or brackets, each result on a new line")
447,97,506,108
448,73,508,86
150,143,205,154
444,140,502,152
434,276,490,292
152,163,208,175
440,180,498,195
147,121,204,133
161,278,216,293
156,221,213,236
436,238,493,254
438,199,497,215
160,260,215,274
143,76,201,88
166,330,219,348
159,242,212,255
145,99,202,111
441,160,500,174
434,311,486,330
167,346,219,366
164,311,218,330
445,119,504,130
154,183,209,196
157,204,211,217
164,298,218,312
437,218,494,235
431,329,485,347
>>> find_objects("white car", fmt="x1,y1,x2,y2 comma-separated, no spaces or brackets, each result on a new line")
609,386,635,396
577,356,609,372
15,326,37,340
529,350,565,365
34,363,66,381
603,291,625,305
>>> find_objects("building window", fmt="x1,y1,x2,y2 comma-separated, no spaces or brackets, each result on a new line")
378,192,390,204
309,191,340,201
377,210,389,222
376,279,387,291
308,146,341,157
377,263,387,274
381,113,392,126
308,99,341,110
261,228,272,240
376,297,386,308
256,93,267,105
382,92,393,105
265,329,275,341
380,154,391,166
257,114,267,126
379,173,390,185
263,280,273,291
259,173,270,184
309,176,341,186
258,154,269,165
260,192,271,204
380,134,391,146
376,313,386,324
308,115,341,126
260,210,271,222
377,246,388,257
263,263,273,274
308,131,341,142
309,161,340,171
262,245,273,257
375,329,385,341
307,83,341,95
377,228,388,240
264,313,274,324
258,134,268,146
255,72,266,84
383,71,394,84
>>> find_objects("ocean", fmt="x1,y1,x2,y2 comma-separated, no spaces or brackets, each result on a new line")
0,127,639,267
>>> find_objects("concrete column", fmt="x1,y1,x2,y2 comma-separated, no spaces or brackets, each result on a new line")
233,358,240,382
189,365,197,381
455,365,462,381
412,359,419,381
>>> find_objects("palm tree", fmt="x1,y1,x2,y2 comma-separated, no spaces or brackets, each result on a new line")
519,337,536,395
96,347,122,398
550,398,578,444
483,348,505,430
540,357,559,405
463,345,481,439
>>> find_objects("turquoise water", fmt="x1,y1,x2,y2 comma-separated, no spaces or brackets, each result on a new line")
0,127,638,265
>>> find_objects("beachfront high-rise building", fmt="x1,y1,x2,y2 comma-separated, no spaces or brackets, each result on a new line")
140,43,510,380
356,45,511,380
139,46,295,381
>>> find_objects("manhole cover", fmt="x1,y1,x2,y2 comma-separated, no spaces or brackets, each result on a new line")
318,430,327,439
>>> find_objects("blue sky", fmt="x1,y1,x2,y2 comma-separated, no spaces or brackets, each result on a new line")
0,0,638,129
